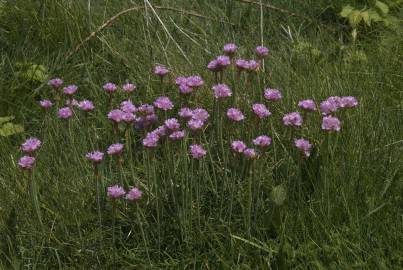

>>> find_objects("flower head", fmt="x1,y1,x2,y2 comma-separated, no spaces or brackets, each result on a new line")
227,108,245,122
191,108,209,121
143,132,159,148
223,43,238,56
245,60,260,71
340,96,358,108
122,83,136,93
294,138,312,157
208,56,230,71
190,144,207,159
86,151,104,163
235,59,249,71
48,78,63,89
107,143,124,155
126,187,143,201
169,130,185,140
179,84,193,94
65,99,79,107
153,65,170,77
154,96,173,111
187,119,205,131
63,85,78,95
120,100,137,113
282,112,303,127
58,107,73,119
165,118,180,130
21,137,41,153
244,148,258,159
122,112,136,123
264,88,282,101
108,109,124,123
178,107,193,119
213,83,232,99
18,156,36,170
103,82,117,93
298,99,316,111
107,185,126,199
252,103,271,118
39,99,53,109
320,100,338,115
186,75,204,88
231,140,247,153
321,116,341,132
78,100,95,111
138,104,155,115
255,46,269,58
253,135,272,147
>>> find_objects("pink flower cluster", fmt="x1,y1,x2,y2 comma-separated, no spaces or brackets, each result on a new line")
107,185,143,201
175,75,204,94
231,135,272,159
18,137,42,170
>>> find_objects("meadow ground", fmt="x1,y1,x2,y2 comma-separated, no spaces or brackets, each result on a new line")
0,0,402,269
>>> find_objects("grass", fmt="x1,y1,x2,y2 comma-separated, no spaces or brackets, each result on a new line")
0,0,402,269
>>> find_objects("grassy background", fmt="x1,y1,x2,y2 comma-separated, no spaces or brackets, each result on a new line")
0,0,402,269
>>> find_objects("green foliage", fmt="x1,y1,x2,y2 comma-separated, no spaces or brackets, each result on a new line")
339,0,402,40
0,116,23,137
15,62,48,83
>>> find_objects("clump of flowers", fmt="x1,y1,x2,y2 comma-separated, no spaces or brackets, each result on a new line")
39,100,53,109
213,84,232,99
282,112,303,127
21,137,42,154
264,88,282,101
86,151,104,164
153,65,170,77
190,144,207,159
294,138,312,157
227,108,245,122
298,100,316,111
107,185,126,199
154,96,173,111
126,187,143,201
252,103,271,119
58,107,73,120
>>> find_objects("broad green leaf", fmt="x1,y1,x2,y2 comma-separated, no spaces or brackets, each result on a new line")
0,116,14,125
270,184,287,206
361,11,371,26
348,10,363,28
340,5,354,18
375,0,390,15
0,122,24,137
16,63,48,82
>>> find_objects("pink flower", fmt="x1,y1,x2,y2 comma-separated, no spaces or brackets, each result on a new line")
122,83,136,92
103,82,117,93
108,109,124,123
154,96,173,111
107,143,124,155
164,118,180,130
191,108,209,121
39,99,53,109
298,100,316,111
320,100,338,115
58,107,73,119
122,112,136,123
340,96,358,108
244,148,258,159
143,132,159,148
175,76,188,85
235,59,249,71
138,104,155,115
186,76,204,88
253,135,272,147
223,43,238,56
63,85,78,95
65,99,79,107
78,100,95,111
255,46,269,58
48,78,63,89
207,56,230,71
86,151,104,163
213,83,232,99
245,60,260,71
18,156,36,170
294,138,312,157
153,65,170,77
179,84,193,94
227,108,245,122
107,185,126,199
321,116,341,132
252,103,271,118
264,88,282,101
187,119,204,131
21,137,41,153
120,100,137,113
190,144,207,159
231,140,247,153
169,130,185,140
152,125,168,137
178,107,193,119
126,187,143,201
282,112,303,127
